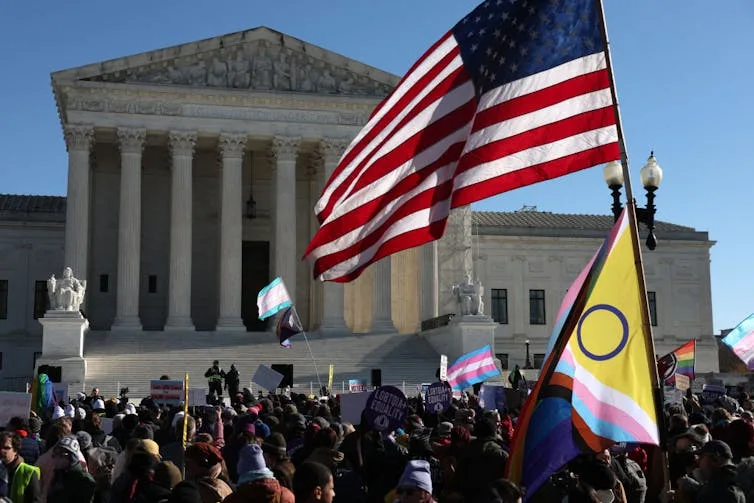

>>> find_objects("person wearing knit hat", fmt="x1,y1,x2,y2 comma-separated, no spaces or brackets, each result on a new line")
153,460,183,491
226,444,294,503
184,443,232,503
48,436,96,502
395,460,434,502
124,403,137,415
254,420,271,439
64,404,75,418
52,406,65,421
75,431,93,452
92,399,105,412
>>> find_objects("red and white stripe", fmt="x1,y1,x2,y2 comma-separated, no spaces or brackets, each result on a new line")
305,33,619,282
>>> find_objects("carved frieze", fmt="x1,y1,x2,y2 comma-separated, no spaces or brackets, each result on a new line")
84,40,394,98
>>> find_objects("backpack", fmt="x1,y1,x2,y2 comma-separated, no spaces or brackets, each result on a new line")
87,446,118,491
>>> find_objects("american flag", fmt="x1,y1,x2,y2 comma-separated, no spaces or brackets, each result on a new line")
305,0,620,282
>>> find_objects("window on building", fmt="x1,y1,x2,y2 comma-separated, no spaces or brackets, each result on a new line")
648,291,658,327
148,275,157,294
491,289,509,324
0,280,7,320
496,353,509,370
33,281,49,319
534,353,546,369
529,289,546,325
100,274,109,293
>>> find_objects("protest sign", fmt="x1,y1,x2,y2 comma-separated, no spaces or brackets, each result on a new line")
340,392,371,425
252,365,285,391
674,374,690,392
150,380,184,406
348,379,367,393
480,384,507,411
188,388,207,406
0,392,32,426
365,386,408,432
52,383,69,405
701,383,725,405
100,418,114,435
440,355,448,382
424,381,452,414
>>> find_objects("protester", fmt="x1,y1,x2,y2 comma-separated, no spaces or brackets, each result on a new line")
293,461,335,503
46,436,96,503
0,431,41,503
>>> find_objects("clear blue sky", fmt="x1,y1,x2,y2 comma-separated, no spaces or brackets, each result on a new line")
1,1,751,333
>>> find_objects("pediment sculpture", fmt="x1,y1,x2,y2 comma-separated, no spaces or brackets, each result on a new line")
452,274,485,316
47,267,87,312
88,40,394,97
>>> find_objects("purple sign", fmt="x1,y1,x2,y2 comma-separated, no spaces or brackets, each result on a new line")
425,381,452,414
365,386,408,432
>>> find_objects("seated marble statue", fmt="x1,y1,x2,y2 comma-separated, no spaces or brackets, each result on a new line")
47,267,87,312
452,274,485,316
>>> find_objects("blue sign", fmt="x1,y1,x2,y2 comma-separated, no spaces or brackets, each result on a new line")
479,384,507,411
365,386,408,432
425,381,452,414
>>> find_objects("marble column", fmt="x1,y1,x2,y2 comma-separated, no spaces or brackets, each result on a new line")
112,128,146,331
270,136,301,304
420,241,439,326
216,133,247,330
62,125,94,279
165,131,197,330
371,257,397,333
318,139,350,334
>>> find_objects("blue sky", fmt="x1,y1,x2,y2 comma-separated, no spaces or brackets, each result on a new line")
0,1,751,332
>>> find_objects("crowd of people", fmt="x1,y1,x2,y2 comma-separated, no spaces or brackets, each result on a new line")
2,377,754,503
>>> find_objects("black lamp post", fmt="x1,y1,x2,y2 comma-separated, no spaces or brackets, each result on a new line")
245,194,257,219
524,339,533,369
603,152,664,250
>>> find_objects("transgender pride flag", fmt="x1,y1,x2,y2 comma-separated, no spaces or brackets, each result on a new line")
722,313,754,370
446,345,500,391
257,277,292,320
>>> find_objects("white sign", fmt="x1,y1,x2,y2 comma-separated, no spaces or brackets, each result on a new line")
675,374,691,392
440,355,448,382
0,392,32,427
252,365,284,392
150,380,184,406
188,388,207,406
340,392,371,425
100,418,114,435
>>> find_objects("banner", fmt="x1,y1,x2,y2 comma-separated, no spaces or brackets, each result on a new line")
150,380,184,406
348,379,367,393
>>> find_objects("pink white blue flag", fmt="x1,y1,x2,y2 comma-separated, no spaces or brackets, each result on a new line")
722,313,754,370
257,277,292,320
446,345,500,391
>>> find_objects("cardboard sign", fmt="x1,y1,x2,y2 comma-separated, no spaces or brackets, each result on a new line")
365,386,408,432
425,381,452,414
150,380,184,406
0,392,32,427
440,355,448,382
100,417,114,435
340,392,371,425
664,386,683,405
674,374,690,392
252,365,284,392
348,379,367,393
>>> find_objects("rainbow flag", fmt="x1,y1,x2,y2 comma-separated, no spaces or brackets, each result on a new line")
722,313,754,370
506,209,660,499
658,340,696,382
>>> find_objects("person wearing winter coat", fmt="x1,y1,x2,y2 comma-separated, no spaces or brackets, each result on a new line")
223,444,294,503
184,443,233,503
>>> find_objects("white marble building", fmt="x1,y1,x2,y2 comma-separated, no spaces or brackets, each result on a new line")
0,27,718,387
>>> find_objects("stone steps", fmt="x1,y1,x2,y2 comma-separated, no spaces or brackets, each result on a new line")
80,330,440,400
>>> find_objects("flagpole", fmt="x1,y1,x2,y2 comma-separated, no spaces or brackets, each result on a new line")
596,0,670,493
293,307,324,393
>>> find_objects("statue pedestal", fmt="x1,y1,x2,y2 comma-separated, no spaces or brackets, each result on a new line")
421,315,504,383
37,311,88,385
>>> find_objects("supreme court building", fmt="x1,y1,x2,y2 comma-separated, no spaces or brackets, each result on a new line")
0,27,719,387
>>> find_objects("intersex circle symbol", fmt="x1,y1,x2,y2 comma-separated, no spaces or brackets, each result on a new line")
577,304,629,361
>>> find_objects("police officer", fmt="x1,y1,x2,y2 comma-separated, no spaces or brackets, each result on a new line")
204,360,225,403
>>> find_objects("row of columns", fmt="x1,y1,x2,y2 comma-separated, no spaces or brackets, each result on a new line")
63,124,397,333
